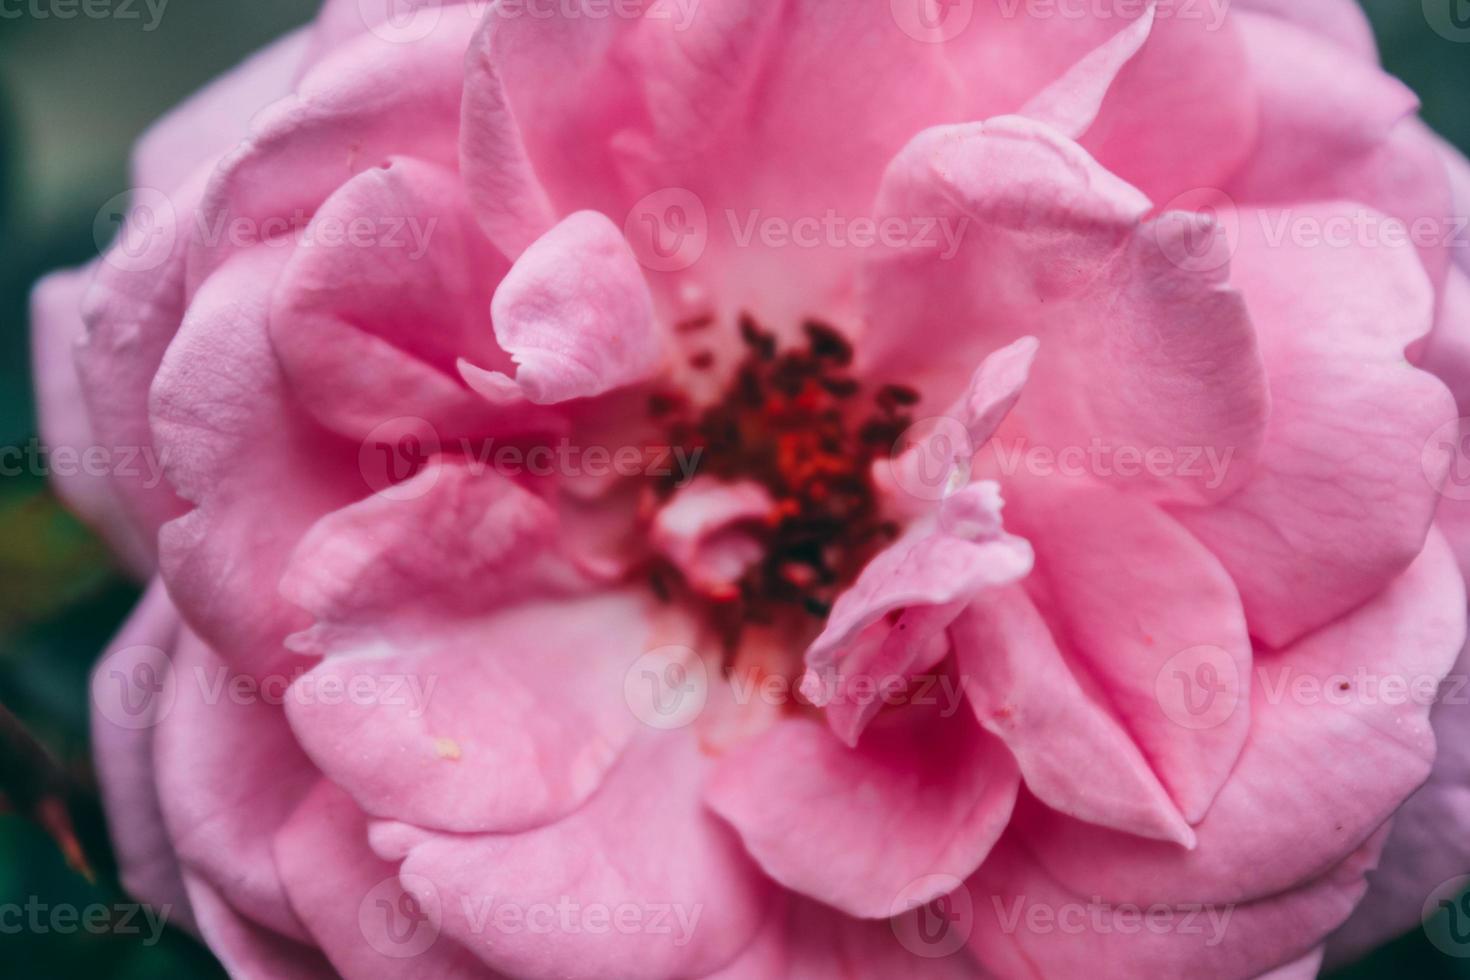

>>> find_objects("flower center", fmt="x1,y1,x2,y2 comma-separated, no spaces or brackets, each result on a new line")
648,315,919,649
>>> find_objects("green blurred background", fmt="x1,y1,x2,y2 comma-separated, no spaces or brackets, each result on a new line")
0,1,1465,976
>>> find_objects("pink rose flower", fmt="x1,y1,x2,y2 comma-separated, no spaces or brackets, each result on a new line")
32,0,1470,976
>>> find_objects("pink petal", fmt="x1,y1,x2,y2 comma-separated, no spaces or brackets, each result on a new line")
283,596,648,834
953,586,1193,846
1439,136,1470,279
182,875,334,980
1225,15,1451,298
880,338,1038,509
1019,6,1156,139
279,459,574,652
957,336,1040,448
89,578,190,925
152,246,362,676
1001,478,1251,823
968,824,1391,980
1326,635,1470,964
459,4,618,257
483,0,985,323
615,0,964,324
1228,0,1377,60
274,781,492,979
802,517,1034,745
269,156,543,442
1011,530,1464,907
707,894,983,979
1079,6,1257,205
282,495,650,834
71,28,298,566
651,478,774,594
1420,268,1470,415
153,632,317,942
1226,13,1415,200
1256,947,1325,980
30,265,153,575
398,732,770,979
862,117,1269,505
188,6,480,290
75,177,205,567
708,706,1018,920
463,211,661,405
1016,1,1258,205
1171,202,1456,647
946,3,1149,121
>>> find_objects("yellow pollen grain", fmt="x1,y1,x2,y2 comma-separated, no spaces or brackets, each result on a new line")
432,737,462,761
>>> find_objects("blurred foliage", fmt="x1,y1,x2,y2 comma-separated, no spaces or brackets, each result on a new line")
0,3,318,976
0,2,1466,977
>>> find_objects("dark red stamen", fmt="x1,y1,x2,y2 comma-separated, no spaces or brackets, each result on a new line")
648,392,685,419
803,319,854,366
876,383,921,411
650,314,910,653
738,314,778,361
